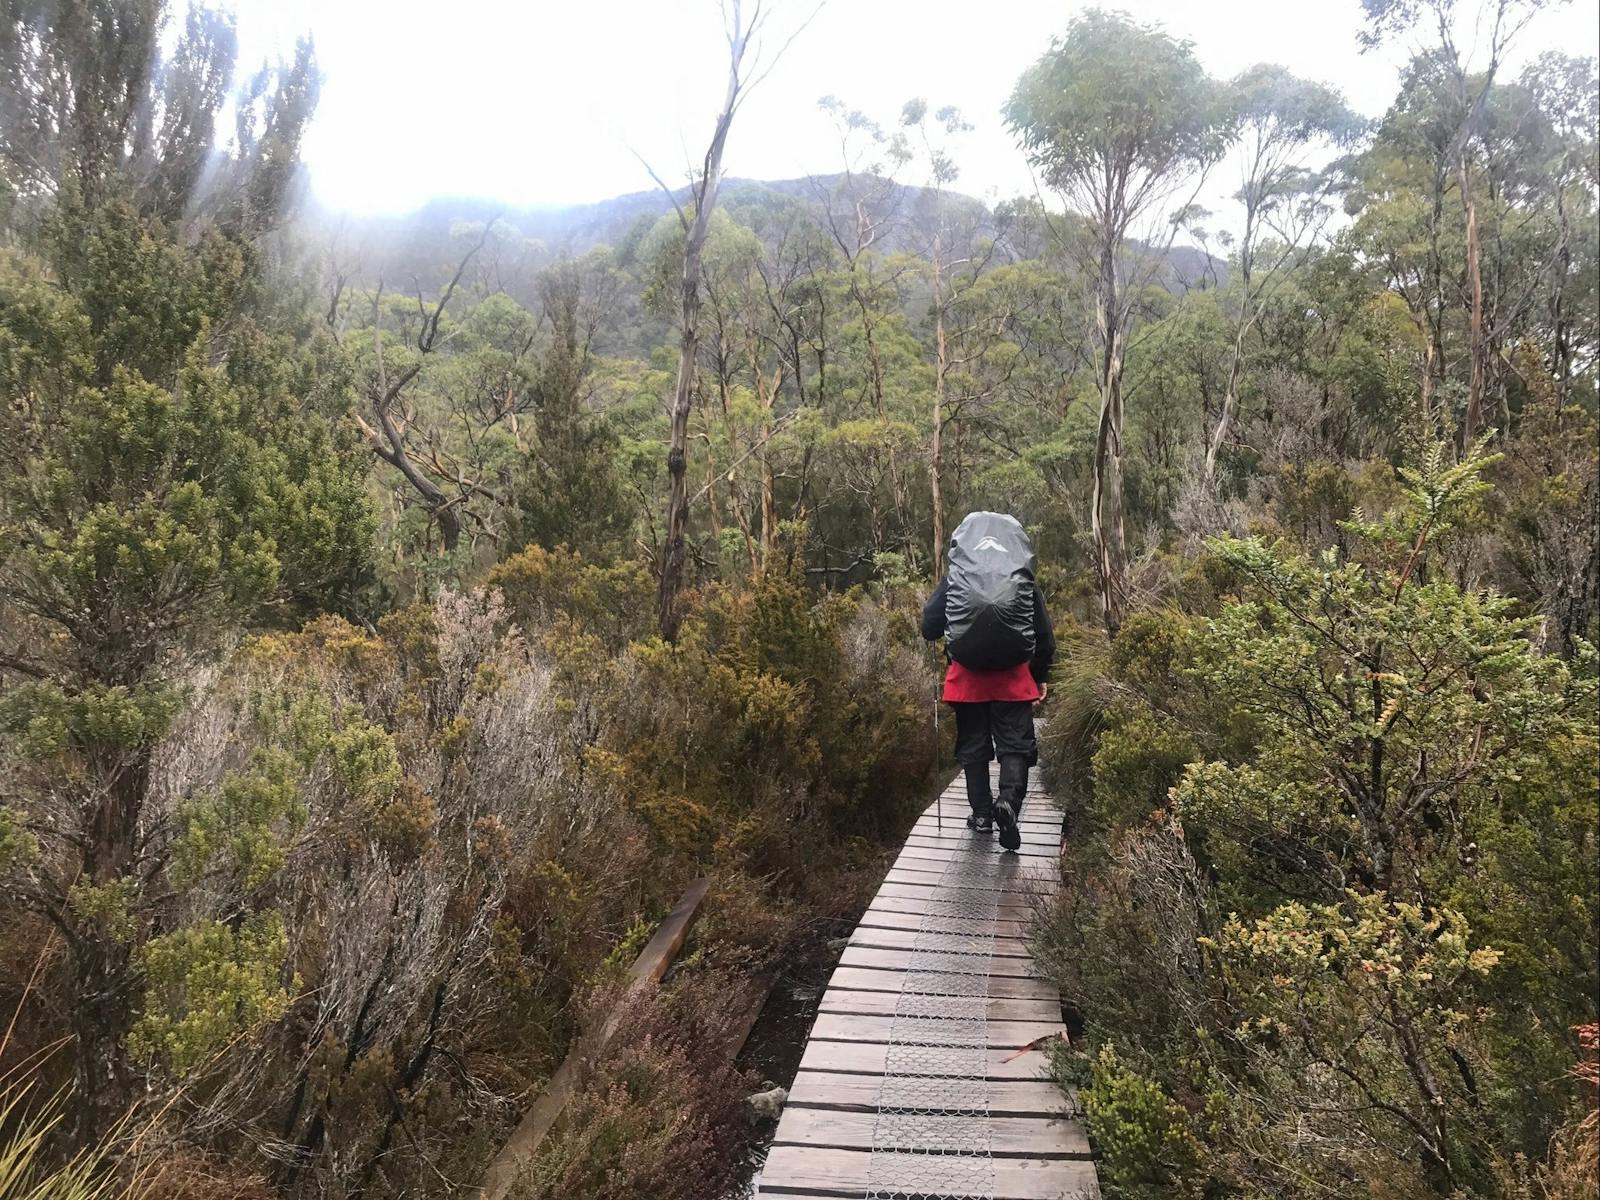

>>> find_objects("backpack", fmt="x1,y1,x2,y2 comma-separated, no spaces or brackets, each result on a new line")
944,512,1037,671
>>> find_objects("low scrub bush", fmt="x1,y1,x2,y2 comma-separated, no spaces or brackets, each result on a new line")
511,972,757,1200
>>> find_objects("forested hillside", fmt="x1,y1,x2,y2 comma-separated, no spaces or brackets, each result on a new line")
0,1,1595,1198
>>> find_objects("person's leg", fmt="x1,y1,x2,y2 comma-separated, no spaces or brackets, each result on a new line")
950,703,995,830
989,701,1038,851
962,763,994,831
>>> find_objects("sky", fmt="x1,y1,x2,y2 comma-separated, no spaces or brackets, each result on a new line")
232,0,1600,227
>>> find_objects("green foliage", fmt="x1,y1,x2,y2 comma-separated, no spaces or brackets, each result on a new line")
132,913,294,1074
1,1,1595,1191
1005,9,1230,197
329,717,403,807
1090,708,1195,830
1080,1044,1208,1199
0,2,368,1143
586,564,935,888
171,748,307,891
65,877,139,944
1038,447,1598,1196
488,543,654,650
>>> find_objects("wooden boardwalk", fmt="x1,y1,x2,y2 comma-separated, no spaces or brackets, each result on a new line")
756,766,1099,1199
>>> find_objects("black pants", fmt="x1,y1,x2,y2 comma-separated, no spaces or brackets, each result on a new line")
951,701,1037,766
951,701,1035,817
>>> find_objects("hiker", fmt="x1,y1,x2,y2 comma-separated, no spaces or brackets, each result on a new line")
921,512,1054,852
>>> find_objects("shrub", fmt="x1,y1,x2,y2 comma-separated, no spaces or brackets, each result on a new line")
1032,445,1599,1197
1080,1044,1207,1200
511,973,756,1200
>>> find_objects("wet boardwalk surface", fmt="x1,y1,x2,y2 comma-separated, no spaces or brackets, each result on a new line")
754,766,1100,1199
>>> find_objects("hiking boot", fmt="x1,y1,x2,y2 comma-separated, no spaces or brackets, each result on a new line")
966,810,994,833
995,754,1029,852
993,798,1021,851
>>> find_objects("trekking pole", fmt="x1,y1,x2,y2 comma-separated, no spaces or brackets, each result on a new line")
931,647,943,835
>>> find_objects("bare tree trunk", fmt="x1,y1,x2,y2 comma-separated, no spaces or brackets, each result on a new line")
1205,211,1255,487
1092,242,1128,636
1205,314,1249,485
862,302,911,547
658,260,711,638
1459,155,1486,442
70,754,148,1139
1552,184,1572,413
1420,172,1448,427
757,364,781,566
351,229,493,554
701,402,721,538
930,281,948,577
656,3,756,640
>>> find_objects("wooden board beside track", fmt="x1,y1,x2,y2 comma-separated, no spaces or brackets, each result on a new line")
755,766,1099,1199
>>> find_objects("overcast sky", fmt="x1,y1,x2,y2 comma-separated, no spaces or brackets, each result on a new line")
232,0,1599,225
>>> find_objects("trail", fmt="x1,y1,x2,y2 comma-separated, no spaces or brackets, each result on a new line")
753,763,1099,1199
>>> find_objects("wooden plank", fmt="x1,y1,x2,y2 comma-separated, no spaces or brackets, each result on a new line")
787,1069,1073,1116
883,871,1055,898
478,878,711,1200
808,1013,1062,1048
918,798,1058,816
912,811,1060,830
887,856,1058,885
846,925,1036,958
771,1106,1090,1156
857,903,1028,939
757,1145,1099,1199
883,869,1058,898
887,860,1054,882
904,835,1057,860
873,882,1039,913
875,877,1041,903
885,869,1056,896
796,1037,1058,1082
758,763,1099,1198
915,825,1062,844
898,851,1059,872
911,818,1056,834
839,945,1044,979
905,828,1061,851
818,989,1061,1022
825,965,1059,1002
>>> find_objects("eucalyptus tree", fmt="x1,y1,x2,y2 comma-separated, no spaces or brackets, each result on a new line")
653,0,778,640
1202,65,1364,485
1360,0,1559,444
1005,8,1230,634
900,98,982,574
349,222,495,562
1517,52,1599,411
812,96,918,546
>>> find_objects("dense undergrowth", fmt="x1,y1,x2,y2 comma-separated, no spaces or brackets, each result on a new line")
1036,437,1600,1198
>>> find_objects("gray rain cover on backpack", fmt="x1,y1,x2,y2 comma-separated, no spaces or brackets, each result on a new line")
944,511,1037,670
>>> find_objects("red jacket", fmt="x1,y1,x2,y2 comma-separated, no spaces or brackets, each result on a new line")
942,661,1041,703
921,574,1055,704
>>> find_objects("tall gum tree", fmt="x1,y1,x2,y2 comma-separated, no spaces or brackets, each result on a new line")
1202,65,1364,486
1360,0,1556,446
652,0,815,639
1005,8,1229,634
